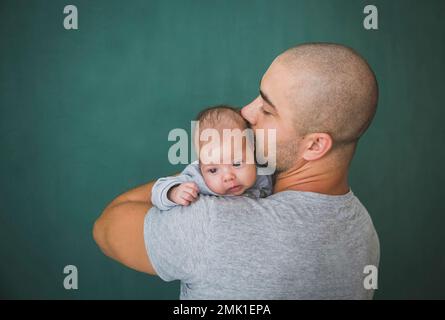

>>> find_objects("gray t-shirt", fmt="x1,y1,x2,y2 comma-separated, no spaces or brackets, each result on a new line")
144,189,380,299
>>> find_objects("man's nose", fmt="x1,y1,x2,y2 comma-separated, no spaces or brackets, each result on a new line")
241,96,260,126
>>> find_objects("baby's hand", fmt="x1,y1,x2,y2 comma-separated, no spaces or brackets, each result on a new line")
168,182,199,206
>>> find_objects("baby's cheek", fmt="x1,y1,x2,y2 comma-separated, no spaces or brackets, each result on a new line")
242,165,257,187
203,175,224,194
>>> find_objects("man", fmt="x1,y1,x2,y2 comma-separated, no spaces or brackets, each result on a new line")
93,43,380,299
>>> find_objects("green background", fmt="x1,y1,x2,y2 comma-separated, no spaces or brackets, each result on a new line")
1,0,444,299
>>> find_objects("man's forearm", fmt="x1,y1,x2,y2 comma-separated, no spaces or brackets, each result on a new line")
104,181,155,211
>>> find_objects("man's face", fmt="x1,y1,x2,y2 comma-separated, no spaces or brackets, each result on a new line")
241,59,301,173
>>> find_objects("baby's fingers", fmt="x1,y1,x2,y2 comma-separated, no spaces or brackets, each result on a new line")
183,186,199,198
181,191,196,202
177,196,191,206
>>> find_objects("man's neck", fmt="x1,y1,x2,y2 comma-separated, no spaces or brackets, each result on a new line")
273,159,350,196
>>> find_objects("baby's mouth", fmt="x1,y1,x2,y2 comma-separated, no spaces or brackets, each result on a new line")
227,185,243,194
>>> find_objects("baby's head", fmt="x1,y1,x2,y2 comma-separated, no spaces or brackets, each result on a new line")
194,106,257,196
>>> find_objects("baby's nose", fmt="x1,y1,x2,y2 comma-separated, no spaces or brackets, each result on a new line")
223,172,235,183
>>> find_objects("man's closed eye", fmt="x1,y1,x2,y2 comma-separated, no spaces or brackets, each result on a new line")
261,107,272,115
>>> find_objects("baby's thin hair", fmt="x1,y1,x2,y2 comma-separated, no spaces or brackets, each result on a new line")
193,105,250,152
195,105,246,129
194,105,256,167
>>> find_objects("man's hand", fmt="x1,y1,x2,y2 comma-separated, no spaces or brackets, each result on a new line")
168,182,199,206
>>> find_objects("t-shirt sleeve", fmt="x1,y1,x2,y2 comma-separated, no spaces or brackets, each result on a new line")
144,195,214,282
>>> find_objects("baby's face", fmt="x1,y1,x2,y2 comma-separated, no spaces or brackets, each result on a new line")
199,141,257,196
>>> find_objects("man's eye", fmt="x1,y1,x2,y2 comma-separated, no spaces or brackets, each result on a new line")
261,107,271,115
208,168,217,174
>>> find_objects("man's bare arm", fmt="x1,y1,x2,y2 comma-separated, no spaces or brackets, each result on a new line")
92,181,157,275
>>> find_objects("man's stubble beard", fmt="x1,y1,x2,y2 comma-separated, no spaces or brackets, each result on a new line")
274,138,299,173
252,129,299,174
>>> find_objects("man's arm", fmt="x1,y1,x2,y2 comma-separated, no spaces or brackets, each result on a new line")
92,181,157,275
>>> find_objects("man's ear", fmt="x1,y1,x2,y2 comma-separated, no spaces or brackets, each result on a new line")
302,133,333,161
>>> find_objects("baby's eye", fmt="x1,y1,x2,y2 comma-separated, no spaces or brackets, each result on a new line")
208,168,217,174
233,161,242,167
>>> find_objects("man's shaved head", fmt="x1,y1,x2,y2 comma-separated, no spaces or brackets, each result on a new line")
241,43,379,174
278,43,378,147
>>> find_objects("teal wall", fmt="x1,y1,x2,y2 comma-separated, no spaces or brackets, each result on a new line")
1,0,444,299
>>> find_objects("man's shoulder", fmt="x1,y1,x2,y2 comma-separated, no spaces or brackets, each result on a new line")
153,193,273,216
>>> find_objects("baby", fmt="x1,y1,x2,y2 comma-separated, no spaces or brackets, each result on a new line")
151,105,273,210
